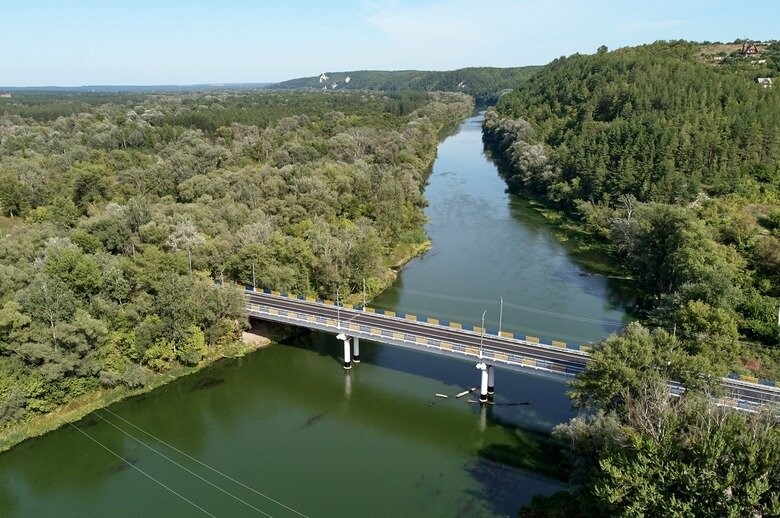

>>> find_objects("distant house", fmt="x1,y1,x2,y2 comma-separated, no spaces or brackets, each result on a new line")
757,77,773,88
0,93,11,98
741,42,759,56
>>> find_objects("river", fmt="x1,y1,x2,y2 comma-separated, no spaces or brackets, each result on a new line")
0,113,628,517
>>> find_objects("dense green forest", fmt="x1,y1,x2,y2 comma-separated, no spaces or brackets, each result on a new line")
271,66,541,103
521,326,780,517
484,41,780,379
481,41,780,516
0,90,473,430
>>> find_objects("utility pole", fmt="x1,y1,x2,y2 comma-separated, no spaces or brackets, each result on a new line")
362,277,367,311
498,297,503,337
252,262,256,290
336,286,341,329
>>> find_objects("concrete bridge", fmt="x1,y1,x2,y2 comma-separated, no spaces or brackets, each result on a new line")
244,289,780,412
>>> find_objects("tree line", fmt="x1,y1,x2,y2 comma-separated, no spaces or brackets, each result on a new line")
483,40,780,380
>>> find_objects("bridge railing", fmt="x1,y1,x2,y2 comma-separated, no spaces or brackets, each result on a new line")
245,300,585,376
242,286,780,398
249,287,592,354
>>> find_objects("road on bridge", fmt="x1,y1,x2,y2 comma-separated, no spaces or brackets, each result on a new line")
244,291,780,412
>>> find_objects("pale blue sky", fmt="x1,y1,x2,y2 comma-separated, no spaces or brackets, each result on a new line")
1,0,777,86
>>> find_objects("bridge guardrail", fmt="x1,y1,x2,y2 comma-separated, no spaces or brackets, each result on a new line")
245,300,585,377
251,287,591,357
243,286,780,394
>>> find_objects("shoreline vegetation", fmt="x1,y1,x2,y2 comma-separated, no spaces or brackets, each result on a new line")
0,90,473,453
479,40,780,516
484,41,780,381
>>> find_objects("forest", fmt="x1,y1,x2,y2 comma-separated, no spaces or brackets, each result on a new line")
481,41,780,516
0,90,473,429
484,40,780,379
271,66,541,103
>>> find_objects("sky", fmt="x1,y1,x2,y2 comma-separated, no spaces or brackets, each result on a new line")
1,0,778,86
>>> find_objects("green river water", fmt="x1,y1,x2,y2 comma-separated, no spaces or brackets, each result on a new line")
0,114,630,517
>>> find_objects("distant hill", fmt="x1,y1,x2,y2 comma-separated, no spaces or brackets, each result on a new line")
269,67,541,103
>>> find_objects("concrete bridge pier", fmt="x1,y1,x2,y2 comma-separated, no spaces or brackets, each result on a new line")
487,365,495,402
337,333,351,369
476,362,489,404
352,337,360,363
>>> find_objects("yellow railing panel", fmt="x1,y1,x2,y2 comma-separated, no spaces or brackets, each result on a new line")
427,317,439,325
450,322,462,329
405,314,417,321
465,346,479,356
271,290,281,296
552,340,566,348
440,341,452,350
499,331,513,339
384,310,396,317
525,336,540,343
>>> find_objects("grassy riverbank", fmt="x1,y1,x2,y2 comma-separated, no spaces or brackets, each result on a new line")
0,333,275,454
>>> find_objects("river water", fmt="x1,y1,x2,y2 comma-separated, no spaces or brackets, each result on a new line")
0,114,628,517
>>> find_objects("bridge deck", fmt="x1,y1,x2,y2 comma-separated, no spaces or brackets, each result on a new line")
244,290,780,412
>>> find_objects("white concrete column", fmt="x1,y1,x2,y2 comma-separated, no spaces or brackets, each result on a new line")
337,333,351,369
487,365,495,402
352,337,360,363
476,362,488,404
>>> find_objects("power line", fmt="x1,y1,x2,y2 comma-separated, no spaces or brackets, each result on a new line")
101,407,310,518
382,286,625,327
93,412,272,517
69,423,216,518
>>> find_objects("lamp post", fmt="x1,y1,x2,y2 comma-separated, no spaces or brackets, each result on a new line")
498,297,503,337
479,309,486,358
336,286,341,329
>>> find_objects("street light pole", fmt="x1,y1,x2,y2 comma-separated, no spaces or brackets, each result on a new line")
498,297,503,337
252,262,256,290
479,309,486,358
336,286,341,329
362,277,367,312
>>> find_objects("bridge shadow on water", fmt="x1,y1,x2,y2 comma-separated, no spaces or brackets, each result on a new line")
275,325,574,513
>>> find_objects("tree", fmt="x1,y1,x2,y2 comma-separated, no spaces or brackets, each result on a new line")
17,274,76,351
569,322,718,412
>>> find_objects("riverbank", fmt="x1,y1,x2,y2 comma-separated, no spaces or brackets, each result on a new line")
0,215,444,455
0,324,280,454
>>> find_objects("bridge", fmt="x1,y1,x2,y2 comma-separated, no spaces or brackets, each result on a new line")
244,289,780,412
